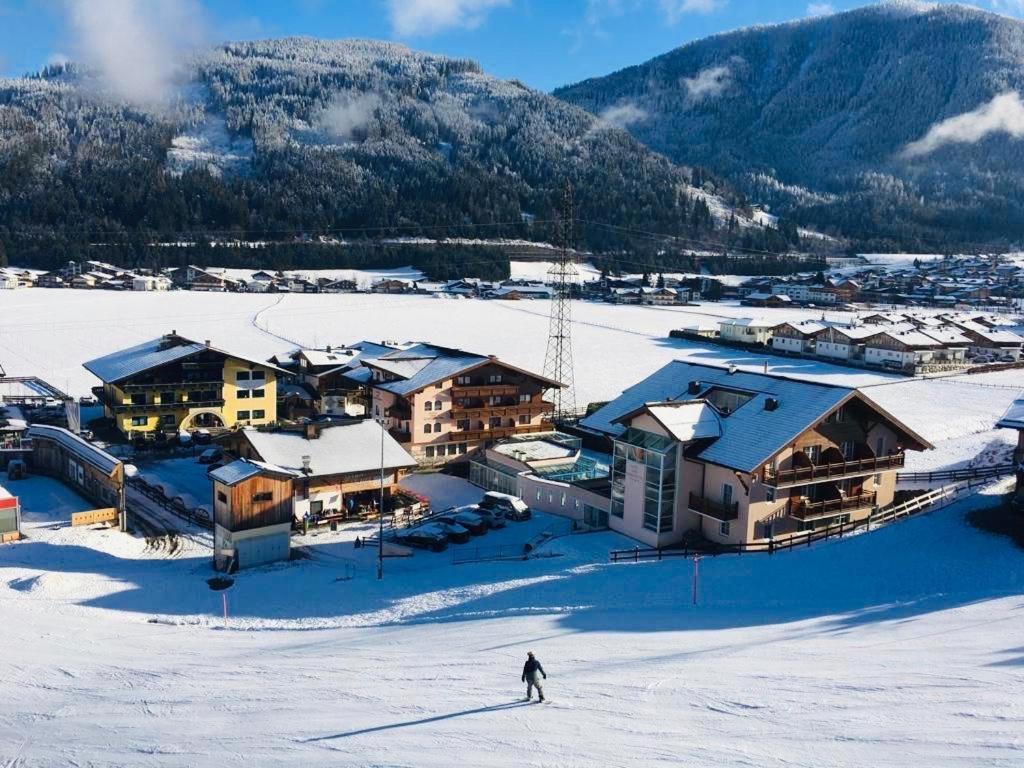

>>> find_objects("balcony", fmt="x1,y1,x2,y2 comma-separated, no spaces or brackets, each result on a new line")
765,453,905,488
687,492,739,522
109,398,224,413
443,422,554,443
450,384,519,398
449,400,553,420
790,492,876,521
121,379,222,392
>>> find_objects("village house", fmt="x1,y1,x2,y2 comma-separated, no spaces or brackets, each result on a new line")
718,318,775,345
213,421,417,570
84,332,285,439
862,329,945,370
946,319,1023,360
371,279,412,294
172,266,241,292
132,274,173,291
811,324,879,361
996,397,1024,509
579,362,931,547
742,292,793,308
321,278,358,293
770,321,826,355
366,343,560,463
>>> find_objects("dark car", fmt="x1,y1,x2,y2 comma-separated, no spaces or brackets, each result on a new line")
399,523,449,552
434,510,488,536
479,492,532,521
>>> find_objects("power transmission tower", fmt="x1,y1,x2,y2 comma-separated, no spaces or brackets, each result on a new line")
544,181,578,424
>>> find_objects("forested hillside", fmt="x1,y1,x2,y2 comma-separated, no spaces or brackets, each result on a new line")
556,2,1024,250
0,38,801,272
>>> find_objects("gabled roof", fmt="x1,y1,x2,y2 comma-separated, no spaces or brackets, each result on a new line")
581,361,932,473
237,421,417,477
210,458,295,485
367,343,559,396
997,398,1024,431
84,334,289,384
614,401,722,443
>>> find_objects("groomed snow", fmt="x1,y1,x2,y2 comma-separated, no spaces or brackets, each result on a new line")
1,469,1021,766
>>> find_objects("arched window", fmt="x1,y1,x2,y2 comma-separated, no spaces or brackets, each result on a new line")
434,400,442,410
423,424,431,434
424,401,433,411
433,423,442,433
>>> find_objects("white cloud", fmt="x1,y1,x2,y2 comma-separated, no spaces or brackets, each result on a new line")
387,0,510,37
903,91,1024,158
598,102,649,129
806,2,835,16
681,63,733,101
64,0,207,109
316,93,381,142
658,0,727,24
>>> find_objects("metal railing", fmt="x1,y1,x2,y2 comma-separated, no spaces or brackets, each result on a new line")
687,492,739,521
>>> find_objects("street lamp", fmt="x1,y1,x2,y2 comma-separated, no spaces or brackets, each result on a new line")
378,417,385,580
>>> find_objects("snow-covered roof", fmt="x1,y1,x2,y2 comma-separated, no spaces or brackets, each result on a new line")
239,421,417,477
616,401,722,443
953,320,1024,344
26,424,121,475
493,438,575,463
865,330,944,348
84,334,287,384
209,459,264,485
997,398,1024,430
720,317,776,329
581,361,931,473
919,328,971,346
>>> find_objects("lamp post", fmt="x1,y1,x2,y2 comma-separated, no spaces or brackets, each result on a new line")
378,418,385,580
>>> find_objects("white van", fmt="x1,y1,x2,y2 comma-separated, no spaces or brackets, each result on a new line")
479,491,532,521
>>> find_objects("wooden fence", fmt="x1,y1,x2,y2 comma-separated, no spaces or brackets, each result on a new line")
897,464,1015,484
609,483,970,563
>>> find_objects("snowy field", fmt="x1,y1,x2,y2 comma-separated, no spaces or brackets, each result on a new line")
1,466,1022,766
0,289,1019,474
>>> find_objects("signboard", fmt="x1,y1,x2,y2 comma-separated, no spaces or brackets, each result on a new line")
70,507,118,527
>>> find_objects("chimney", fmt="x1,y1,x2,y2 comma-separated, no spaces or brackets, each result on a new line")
764,397,779,411
301,454,312,474
205,339,211,347
727,364,738,375
688,380,701,395
304,422,319,440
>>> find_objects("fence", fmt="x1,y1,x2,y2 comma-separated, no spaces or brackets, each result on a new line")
609,483,971,563
128,477,213,531
897,464,1015,484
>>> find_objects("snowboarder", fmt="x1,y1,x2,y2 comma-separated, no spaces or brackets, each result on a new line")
521,651,546,702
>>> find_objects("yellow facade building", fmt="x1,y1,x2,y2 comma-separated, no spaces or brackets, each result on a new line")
85,332,285,438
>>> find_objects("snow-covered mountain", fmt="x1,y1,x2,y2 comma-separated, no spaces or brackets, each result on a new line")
0,38,789,269
555,2,1024,248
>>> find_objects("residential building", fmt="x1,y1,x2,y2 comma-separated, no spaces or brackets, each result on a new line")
996,397,1024,508
718,318,775,345
84,332,285,438
946,319,1023,360
280,341,403,417
132,275,172,291
770,321,825,355
862,330,945,369
811,325,879,361
214,421,417,570
322,278,358,293
366,343,560,463
580,362,931,547
371,279,411,294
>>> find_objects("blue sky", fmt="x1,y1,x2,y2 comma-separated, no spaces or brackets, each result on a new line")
1,1,1021,91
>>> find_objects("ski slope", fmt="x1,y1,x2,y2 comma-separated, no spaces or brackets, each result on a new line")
1,470,1021,766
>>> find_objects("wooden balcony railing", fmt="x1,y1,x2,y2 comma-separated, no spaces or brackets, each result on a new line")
449,401,553,420
450,384,519,398
765,453,905,487
791,492,876,521
687,492,739,522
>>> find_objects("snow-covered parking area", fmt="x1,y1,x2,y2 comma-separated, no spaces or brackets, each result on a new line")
1,472,1023,767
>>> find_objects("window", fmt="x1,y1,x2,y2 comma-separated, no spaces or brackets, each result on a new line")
841,441,855,459
507,418,516,427
238,410,251,420
238,390,250,399
252,492,273,502
457,375,471,385
236,371,250,381
458,443,467,454
722,484,733,508
374,405,380,416
131,416,147,426
423,424,432,434
519,415,529,425
217,491,227,503
434,400,442,410
489,374,503,383
488,396,502,406
489,416,502,428
434,383,443,390
805,444,821,462
131,393,147,405
309,500,323,515
160,391,175,404
251,370,266,381
719,521,731,537
251,389,265,399
457,419,470,431
425,446,435,458
433,423,443,433
876,436,885,456
447,444,457,456
424,401,433,411
252,410,265,419
161,414,176,426
765,487,775,503
519,394,531,403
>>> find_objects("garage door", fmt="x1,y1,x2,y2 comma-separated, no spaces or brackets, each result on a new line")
236,531,290,569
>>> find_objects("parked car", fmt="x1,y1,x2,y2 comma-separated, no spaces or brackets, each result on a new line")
479,491,532,521
881,359,903,371
997,354,1018,363
192,429,212,445
399,523,449,552
434,509,488,536
78,395,97,406
197,447,222,464
972,354,994,364
430,519,472,543
467,504,506,529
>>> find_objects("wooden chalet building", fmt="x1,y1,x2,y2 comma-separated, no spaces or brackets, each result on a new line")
84,332,285,439
213,421,417,569
365,343,560,463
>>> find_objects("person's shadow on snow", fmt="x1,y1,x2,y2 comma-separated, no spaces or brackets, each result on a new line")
301,700,533,741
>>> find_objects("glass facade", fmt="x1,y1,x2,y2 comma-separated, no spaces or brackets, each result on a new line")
469,460,520,496
610,428,678,533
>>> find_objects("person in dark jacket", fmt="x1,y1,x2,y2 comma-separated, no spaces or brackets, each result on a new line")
521,651,546,701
